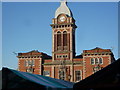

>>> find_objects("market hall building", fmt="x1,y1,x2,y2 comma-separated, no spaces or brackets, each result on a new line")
17,1,115,82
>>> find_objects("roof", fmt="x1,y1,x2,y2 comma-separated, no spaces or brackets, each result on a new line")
74,55,83,58
17,50,52,59
73,58,120,89
83,47,112,54
2,67,74,89
55,0,72,18
18,50,44,56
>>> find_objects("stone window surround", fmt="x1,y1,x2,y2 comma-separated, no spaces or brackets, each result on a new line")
90,57,103,65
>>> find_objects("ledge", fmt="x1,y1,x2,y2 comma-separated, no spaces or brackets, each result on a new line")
43,60,83,65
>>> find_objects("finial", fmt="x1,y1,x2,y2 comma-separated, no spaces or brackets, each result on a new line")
60,0,67,3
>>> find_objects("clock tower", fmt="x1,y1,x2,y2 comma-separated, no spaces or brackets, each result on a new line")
17,1,116,82
51,0,77,61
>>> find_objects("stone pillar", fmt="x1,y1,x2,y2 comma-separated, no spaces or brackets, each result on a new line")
52,66,55,78
70,64,74,82
39,58,42,75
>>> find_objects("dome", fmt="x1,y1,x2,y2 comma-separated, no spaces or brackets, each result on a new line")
55,0,73,18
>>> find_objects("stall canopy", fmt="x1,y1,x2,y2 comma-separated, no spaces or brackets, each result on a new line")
1,67,74,90
73,58,120,90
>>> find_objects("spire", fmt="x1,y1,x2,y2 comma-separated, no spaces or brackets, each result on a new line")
55,0,73,18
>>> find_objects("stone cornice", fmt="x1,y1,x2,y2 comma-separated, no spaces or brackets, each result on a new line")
52,51,72,54
43,60,83,65
17,55,42,58
50,23,77,28
82,52,112,56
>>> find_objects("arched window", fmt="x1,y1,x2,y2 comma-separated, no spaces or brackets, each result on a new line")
31,60,35,66
57,31,61,46
24,60,27,66
99,58,103,64
95,58,99,64
75,70,82,82
28,60,30,66
63,31,67,46
90,58,94,65
59,70,65,80
26,60,35,66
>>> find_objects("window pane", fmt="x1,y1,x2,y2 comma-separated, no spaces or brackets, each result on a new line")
99,58,103,64
24,61,26,66
43,71,50,76
63,31,67,46
26,68,34,73
93,66,102,73
75,71,81,82
57,31,61,46
28,60,31,65
25,60,28,66
91,58,94,65
95,58,99,64
59,70,65,80
32,60,34,66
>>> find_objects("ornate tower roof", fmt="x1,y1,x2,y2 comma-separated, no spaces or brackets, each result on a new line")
55,0,73,18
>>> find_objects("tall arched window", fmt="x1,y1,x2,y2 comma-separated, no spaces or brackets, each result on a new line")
99,58,103,64
28,60,31,66
63,31,67,46
24,60,27,66
95,58,99,64
57,31,61,46
90,58,94,65
75,70,82,82
31,60,35,66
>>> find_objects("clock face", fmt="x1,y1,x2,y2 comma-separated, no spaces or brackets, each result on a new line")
59,16,66,22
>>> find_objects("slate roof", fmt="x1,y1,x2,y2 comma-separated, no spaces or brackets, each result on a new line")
2,67,74,90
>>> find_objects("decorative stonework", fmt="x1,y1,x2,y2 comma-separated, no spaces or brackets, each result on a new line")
43,60,83,65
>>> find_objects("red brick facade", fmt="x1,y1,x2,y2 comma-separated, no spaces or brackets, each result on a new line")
82,48,115,79
17,1,115,82
18,48,115,82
